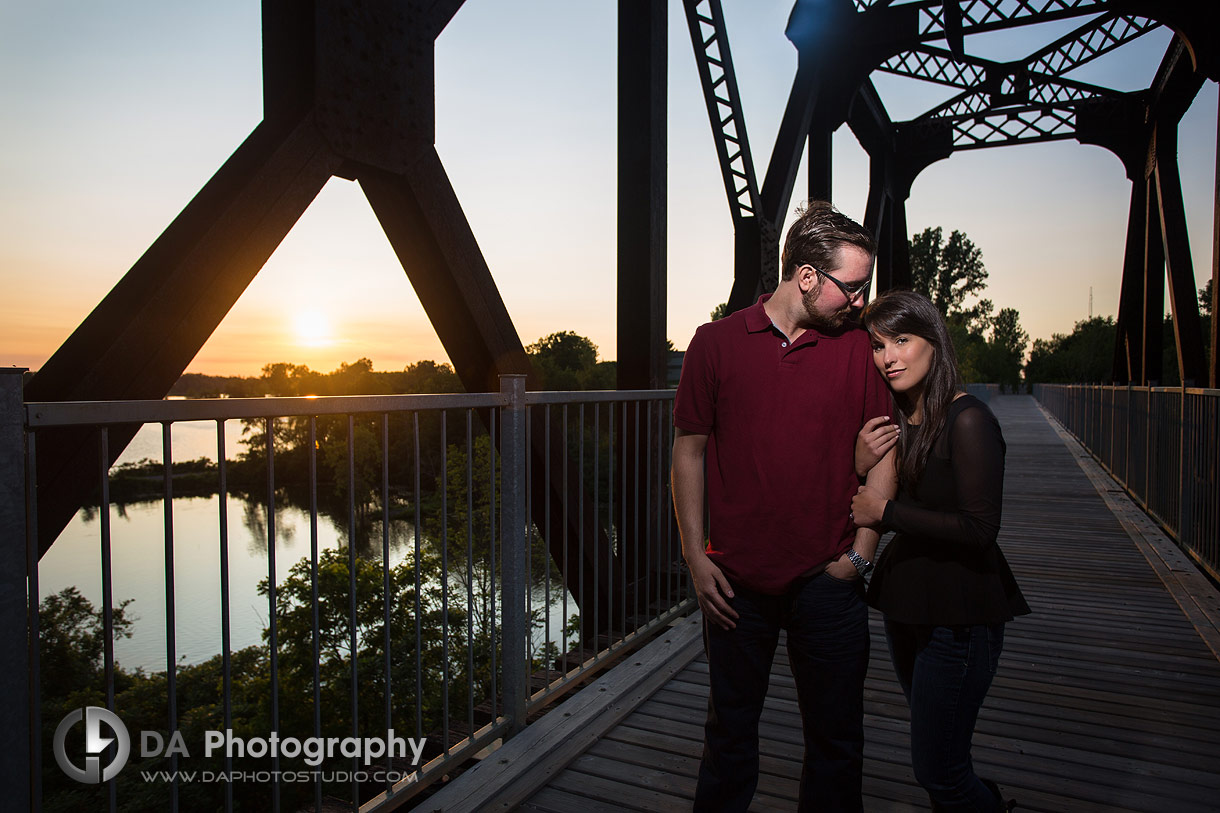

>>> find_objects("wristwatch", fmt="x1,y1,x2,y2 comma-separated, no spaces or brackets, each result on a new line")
846,548,874,578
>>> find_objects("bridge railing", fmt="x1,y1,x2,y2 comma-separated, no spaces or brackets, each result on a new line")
1033,384,1219,584
1,372,692,812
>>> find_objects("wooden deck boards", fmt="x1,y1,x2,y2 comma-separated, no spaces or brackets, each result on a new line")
500,395,1220,812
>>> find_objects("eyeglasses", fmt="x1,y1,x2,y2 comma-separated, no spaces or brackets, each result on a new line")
815,267,872,302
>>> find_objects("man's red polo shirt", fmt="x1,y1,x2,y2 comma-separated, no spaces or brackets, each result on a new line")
673,295,891,594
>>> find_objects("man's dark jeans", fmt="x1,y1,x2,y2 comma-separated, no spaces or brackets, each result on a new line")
694,571,870,812
885,620,1005,812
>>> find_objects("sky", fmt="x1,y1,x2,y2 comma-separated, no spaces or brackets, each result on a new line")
1,1,1215,377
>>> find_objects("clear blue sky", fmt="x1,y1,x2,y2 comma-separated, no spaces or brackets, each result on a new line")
1,1,1215,375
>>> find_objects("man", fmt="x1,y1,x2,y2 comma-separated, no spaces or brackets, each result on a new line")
671,201,891,811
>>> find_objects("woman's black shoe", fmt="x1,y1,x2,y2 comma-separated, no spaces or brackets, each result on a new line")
981,778,1016,812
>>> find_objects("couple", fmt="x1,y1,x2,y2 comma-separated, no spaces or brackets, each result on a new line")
671,201,1029,812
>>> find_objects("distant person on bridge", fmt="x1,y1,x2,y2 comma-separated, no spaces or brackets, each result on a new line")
852,289,1029,812
672,201,891,812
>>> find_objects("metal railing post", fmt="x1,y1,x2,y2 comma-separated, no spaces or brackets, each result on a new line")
0,369,30,808
1179,389,1194,555
499,375,528,736
1123,383,1131,485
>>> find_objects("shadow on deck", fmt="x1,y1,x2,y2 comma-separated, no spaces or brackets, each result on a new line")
423,395,1220,813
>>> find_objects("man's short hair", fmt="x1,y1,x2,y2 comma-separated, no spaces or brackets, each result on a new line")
780,201,876,281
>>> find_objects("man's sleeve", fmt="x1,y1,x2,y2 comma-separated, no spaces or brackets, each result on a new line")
673,326,715,434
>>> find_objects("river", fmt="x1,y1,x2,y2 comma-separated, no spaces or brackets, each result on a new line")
38,420,575,673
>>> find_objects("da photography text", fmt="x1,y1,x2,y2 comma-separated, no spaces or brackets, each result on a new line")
54,706,426,785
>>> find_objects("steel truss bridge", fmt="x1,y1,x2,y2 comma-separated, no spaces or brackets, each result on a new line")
6,3,1219,808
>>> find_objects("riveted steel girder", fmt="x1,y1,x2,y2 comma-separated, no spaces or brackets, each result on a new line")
683,0,1216,375
1107,39,1208,384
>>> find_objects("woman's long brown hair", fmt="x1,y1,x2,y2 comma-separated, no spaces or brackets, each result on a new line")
862,290,964,491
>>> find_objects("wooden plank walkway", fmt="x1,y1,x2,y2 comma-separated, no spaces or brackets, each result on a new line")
429,395,1220,812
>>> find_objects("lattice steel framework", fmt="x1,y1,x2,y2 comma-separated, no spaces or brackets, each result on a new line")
684,0,762,225
684,0,1217,386
890,12,1159,149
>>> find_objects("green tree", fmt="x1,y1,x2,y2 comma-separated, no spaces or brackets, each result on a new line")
1024,317,1117,384
710,302,729,321
1201,280,1214,376
36,549,495,812
990,307,1029,358
264,546,472,759
527,331,601,390
973,307,1029,391
38,587,135,703
428,435,562,646
910,227,989,320
398,359,463,393
907,227,1028,386
427,434,499,637
330,357,388,395
947,323,985,384
36,589,269,812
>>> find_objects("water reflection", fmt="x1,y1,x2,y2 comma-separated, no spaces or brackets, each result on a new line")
39,493,576,673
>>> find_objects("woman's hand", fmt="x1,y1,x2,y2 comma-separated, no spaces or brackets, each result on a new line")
851,484,888,528
855,416,899,478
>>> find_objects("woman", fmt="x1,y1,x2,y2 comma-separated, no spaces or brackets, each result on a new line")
850,290,1029,812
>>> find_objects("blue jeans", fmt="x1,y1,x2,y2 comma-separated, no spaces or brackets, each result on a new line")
885,620,1005,812
695,572,870,812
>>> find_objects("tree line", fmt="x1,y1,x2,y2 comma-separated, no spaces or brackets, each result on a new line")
44,333,620,810
1025,280,1213,385
43,430,575,811
716,227,1212,389
906,228,1213,387
711,226,1030,390
171,332,616,399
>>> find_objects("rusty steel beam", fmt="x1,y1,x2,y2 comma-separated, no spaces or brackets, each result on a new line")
808,128,833,203
1212,103,1219,389
1154,125,1208,385
26,115,343,556
1114,181,1148,382
619,0,668,392
1142,175,1165,385
617,1,671,622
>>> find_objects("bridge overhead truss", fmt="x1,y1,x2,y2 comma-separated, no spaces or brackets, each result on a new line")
682,0,1217,387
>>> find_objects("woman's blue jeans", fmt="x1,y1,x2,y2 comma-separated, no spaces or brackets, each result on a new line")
695,572,870,812
885,620,1005,812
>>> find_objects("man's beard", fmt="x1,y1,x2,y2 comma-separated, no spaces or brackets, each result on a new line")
801,283,857,333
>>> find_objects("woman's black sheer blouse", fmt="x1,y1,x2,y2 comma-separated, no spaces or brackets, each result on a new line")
866,395,1030,625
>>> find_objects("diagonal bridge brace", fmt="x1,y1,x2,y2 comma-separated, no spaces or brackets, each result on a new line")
25,0,619,624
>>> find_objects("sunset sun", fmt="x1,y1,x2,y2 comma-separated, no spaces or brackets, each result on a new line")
293,308,333,347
